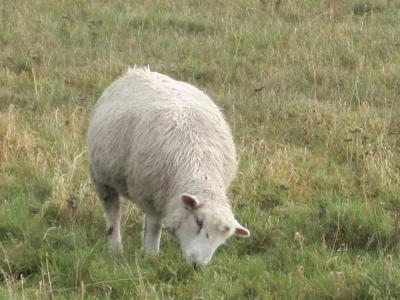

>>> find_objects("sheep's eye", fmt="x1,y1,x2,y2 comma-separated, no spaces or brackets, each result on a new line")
195,216,204,233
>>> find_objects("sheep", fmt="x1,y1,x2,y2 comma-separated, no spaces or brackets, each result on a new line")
87,66,250,266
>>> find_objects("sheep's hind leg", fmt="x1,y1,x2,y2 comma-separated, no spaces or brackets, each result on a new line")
143,214,162,255
95,183,123,253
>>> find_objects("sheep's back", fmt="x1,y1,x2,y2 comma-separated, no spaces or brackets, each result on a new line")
88,68,237,206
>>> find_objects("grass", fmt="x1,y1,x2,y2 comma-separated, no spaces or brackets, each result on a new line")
1,0,400,298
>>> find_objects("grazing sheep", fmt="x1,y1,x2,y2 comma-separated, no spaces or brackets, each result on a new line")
87,67,250,266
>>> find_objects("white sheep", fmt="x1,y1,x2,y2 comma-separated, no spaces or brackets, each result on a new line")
87,67,249,266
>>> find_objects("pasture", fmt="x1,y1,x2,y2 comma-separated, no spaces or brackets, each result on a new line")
1,0,400,298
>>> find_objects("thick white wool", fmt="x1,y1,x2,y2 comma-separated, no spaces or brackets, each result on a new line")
87,67,245,265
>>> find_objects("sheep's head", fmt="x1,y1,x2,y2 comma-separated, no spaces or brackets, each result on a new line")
171,194,250,267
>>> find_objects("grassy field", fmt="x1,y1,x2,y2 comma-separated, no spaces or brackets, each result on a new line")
1,0,400,298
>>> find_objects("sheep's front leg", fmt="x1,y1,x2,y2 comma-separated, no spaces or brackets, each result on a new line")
143,214,162,255
102,195,123,253
93,182,123,253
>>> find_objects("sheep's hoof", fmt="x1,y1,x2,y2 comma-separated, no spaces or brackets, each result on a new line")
144,250,159,256
108,243,123,254
142,248,161,259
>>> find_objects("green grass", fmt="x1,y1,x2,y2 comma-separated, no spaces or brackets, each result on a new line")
1,0,400,298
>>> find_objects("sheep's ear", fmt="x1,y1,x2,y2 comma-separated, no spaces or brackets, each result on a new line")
181,194,200,209
234,224,250,238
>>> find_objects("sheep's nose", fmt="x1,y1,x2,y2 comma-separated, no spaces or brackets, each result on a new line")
193,259,208,268
185,251,211,267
